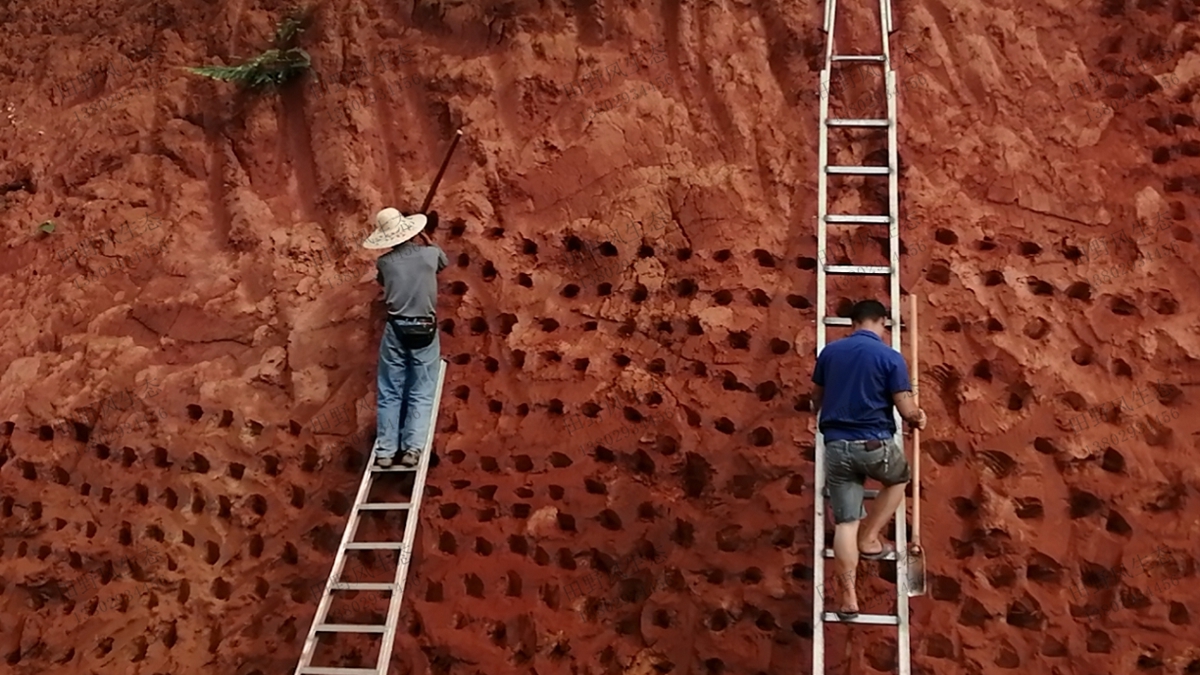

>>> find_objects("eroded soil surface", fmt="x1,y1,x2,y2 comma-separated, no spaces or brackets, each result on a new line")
2,0,1200,673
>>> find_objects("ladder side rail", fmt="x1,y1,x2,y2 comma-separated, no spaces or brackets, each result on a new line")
813,431,828,675
815,1,835,669
885,62,913,675
824,0,838,45
813,42,835,673
376,358,448,674
817,67,832,355
294,444,380,673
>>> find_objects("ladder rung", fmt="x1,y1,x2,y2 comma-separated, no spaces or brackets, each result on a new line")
823,548,897,560
822,318,898,329
330,582,397,591
825,214,891,224
357,503,412,511
299,668,378,675
831,55,887,62
827,118,890,128
345,542,409,550
827,166,890,175
823,612,899,625
315,623,388,633
822,488,880,498
824,264,891,275
371,465,419,472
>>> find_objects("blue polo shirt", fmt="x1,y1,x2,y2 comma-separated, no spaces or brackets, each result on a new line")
812,330,912,442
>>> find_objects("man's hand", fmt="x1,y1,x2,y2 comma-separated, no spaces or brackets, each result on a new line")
905,409,927,431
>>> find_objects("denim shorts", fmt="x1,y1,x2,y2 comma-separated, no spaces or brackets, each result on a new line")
825,437,911,524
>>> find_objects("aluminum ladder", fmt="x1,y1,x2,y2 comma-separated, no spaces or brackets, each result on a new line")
293,358,448,675
813,0,912,674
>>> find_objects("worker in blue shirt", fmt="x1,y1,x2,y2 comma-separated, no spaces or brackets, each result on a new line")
810,300,926,620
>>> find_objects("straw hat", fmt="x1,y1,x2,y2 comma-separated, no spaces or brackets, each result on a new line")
362,208,427,249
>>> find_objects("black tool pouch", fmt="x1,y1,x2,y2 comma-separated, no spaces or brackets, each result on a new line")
389,317,436,349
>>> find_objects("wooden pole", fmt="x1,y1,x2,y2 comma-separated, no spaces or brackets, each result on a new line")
420,129,463,213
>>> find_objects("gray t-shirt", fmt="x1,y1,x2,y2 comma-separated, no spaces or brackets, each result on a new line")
375,242,448,318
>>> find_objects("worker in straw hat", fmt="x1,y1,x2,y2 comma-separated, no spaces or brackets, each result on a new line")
363,207,448,468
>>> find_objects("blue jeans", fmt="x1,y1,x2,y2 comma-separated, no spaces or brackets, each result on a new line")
374,317,440,459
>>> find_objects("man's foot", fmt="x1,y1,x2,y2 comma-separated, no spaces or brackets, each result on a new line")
374,456,394,468
398,452,420,468
835,607,860,621
858,540,896,561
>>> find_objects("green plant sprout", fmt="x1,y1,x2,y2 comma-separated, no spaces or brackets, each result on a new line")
39,221,55,234
187,5,314,90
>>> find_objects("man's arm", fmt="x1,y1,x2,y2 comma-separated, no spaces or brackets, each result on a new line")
413,228,448,272
889,355,926,429
810,353,827,414
892,390,925,429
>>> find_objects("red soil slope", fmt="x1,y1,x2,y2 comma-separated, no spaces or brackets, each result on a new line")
2,0,1200,674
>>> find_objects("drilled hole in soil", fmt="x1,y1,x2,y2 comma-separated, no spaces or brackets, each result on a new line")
783,296,811,313
1024,318,1050,339
934,228,958,245
1066,282,1092,300
926,263,952,285
1028,279,1054,296
1111,297,1138,316
1072,346,1094,365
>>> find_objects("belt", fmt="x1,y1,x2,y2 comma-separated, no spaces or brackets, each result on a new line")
388,315,435,323
851,440,885,450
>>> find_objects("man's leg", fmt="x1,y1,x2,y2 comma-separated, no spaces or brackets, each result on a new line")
826,440,867,614
858,439,912,554
399,335,440,465
372,323,405,463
